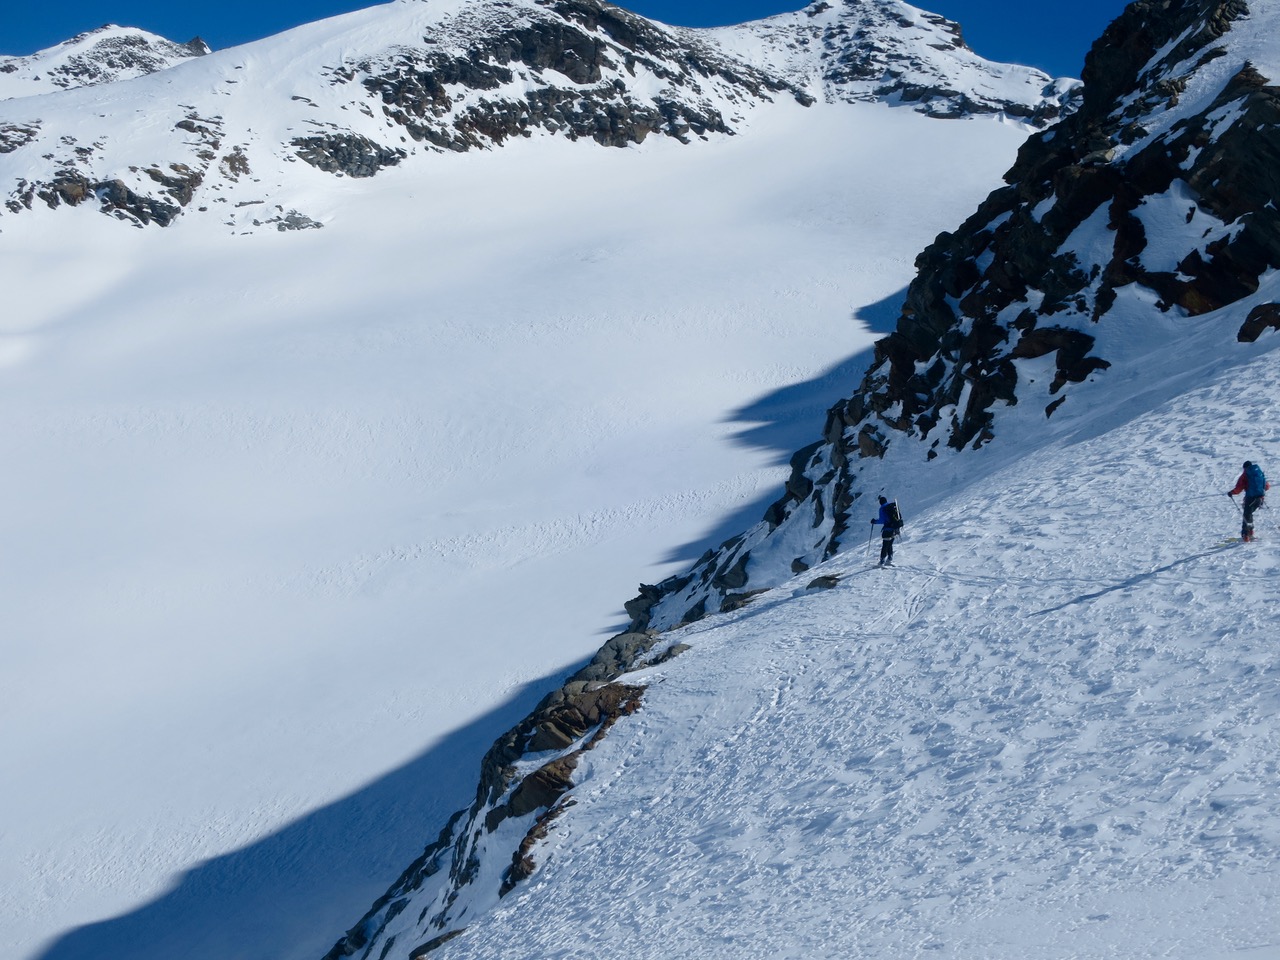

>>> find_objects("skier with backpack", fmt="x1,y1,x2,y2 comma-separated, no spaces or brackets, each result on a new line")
1228,460,1270,542
871,496,904,566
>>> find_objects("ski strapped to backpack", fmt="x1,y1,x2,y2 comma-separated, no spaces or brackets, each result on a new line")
887,500,903,529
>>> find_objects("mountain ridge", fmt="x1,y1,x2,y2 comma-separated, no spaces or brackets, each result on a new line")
0,25,209,101
317,1,1280,956
0,0,1075,232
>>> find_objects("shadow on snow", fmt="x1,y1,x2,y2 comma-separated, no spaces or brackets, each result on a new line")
658,287,904,568
1031,543,1240,616
33,666,581,960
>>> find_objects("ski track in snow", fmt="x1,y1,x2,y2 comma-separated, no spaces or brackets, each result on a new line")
439,346,1280,959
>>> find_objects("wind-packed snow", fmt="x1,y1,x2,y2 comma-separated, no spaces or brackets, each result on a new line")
426,275,1280,960
0,70,1033,960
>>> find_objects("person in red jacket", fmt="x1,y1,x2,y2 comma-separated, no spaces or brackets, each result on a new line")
1228,460,1270,541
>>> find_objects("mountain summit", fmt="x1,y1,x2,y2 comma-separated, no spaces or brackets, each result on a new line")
0,25,209,101
0,0,1074,231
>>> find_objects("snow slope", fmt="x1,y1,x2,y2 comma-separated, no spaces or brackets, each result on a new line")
0,74,1033,960
319,2,1280,956
382,270,1280,960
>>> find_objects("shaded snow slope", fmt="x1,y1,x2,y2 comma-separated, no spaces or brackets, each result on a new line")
0,98,1032,960
0,26,208,101
0,0,1073,231
425,327,1280,958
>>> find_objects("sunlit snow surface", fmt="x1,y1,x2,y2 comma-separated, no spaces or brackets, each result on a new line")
437,288,1280,959
0,82,1031,960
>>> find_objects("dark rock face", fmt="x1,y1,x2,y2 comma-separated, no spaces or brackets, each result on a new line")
848,0,1272,456
346,0,802,158
626,0,1279,628
6,169,182,225
321,626,684,960
0,122,40,153
292,133,407,177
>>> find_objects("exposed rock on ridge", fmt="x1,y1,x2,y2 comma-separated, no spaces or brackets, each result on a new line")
322,632,688,960
346,0,802,152
0,0,1075,231
726,0,1078,124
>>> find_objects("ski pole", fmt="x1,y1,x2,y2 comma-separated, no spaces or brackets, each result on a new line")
866,522,875,556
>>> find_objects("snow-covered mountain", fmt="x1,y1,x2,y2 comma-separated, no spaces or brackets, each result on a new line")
0,25,209,101
0,0,1075,231
315,1,1280,957
10,0,1278,958
0,3,1055,960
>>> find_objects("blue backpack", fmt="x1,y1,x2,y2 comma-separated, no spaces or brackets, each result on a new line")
1246,463,1267,497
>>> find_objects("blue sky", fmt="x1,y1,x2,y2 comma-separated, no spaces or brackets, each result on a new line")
2,0,1129,79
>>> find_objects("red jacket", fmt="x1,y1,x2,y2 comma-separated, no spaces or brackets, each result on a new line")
1229,471,1271,496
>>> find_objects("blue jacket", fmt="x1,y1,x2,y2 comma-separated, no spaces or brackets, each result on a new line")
874,501,902,531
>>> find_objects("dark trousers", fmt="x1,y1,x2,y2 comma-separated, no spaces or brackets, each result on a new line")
880,529,897,564
1243,495,1265,538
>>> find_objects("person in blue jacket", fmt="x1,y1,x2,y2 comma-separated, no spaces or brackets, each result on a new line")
871,495,903,566
1228,460,1270,541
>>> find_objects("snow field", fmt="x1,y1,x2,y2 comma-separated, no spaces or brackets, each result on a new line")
438,327,1280,960
0,100,1031,959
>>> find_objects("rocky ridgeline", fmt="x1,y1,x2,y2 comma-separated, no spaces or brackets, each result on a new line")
740,0,1077,124
335,0,802,154
322,631,690,960
0,25,208,100
0,0,1074,230
625,0,1279,635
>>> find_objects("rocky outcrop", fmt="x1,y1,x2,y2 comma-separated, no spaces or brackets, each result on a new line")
0,122,39,154
292,133,407,177
6,169,182,224
342,0,803,159
738,0,1079,124
625,0,1279,632
321,630,686,960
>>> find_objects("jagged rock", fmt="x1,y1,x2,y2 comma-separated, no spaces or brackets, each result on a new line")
30,169,181,224
711,551,751,591
501,804,569,896
569,632,658,684
1238,303,1280,343
807,575,841,590
721,589,768,613
292,134,406,177
271,210,323,231
0,122,39,153
408,929,466,959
